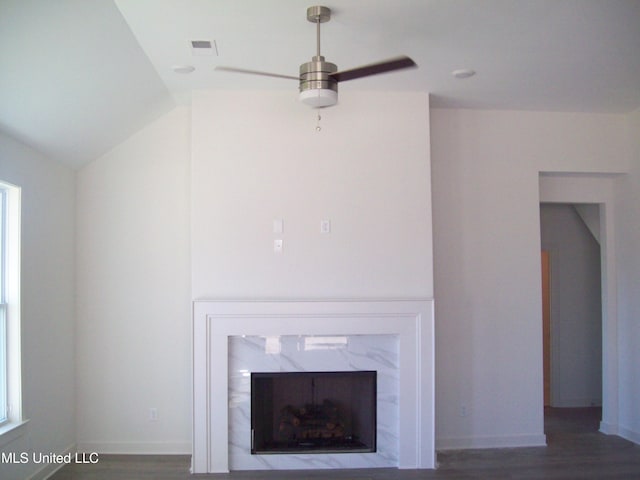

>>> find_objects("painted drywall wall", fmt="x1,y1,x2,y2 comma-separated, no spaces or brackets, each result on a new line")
616,107,640,443
430,108,628,449
191,90,433,299
75,106,191,453
74,91,433,455
540,204,602,407
574,204,601,243
72,98,634,455
0,132,76,479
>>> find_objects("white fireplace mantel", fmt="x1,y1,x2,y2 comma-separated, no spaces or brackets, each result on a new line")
192,299,435,473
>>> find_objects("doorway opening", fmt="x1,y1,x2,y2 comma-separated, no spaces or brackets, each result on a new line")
540,203,602,435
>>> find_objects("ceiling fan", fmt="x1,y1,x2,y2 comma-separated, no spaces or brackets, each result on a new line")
215,5,417,108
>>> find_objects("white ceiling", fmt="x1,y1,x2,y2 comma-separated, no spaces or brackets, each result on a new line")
2,0,639,168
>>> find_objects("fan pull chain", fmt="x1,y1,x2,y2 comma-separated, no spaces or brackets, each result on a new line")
316,113,322,132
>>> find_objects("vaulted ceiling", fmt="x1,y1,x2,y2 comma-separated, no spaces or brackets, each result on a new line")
2,0,639,168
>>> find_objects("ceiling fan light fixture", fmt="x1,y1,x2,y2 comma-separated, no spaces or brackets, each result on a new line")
299,87,338,107
299,56,338,107
214,5,417,110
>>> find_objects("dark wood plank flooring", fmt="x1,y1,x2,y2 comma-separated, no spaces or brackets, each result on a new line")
50,408,640,479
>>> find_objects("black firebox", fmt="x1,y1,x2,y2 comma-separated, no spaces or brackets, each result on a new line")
251,371,377,454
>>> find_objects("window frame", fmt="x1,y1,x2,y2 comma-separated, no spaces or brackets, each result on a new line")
0,180,21,433
0,186,8,425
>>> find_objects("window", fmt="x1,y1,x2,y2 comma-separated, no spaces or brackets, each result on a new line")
0,187,6,423
0,181,20,429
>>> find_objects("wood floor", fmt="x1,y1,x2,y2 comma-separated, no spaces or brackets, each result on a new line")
50,408,640,479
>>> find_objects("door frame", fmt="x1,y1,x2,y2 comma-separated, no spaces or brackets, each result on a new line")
541,249,551,406
539,172,619,434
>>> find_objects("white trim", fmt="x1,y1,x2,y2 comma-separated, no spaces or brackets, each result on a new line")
618,426,640,445
599,420,618,435
75,441,191,455
436,434,547,450
539,173,619,434
0,181,21,429
26,442,76,480
192,299,435,473
0,418,29,448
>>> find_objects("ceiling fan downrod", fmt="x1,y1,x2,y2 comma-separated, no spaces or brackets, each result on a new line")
299,6,338,107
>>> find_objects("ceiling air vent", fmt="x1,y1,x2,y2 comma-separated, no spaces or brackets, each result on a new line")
190,40,217,56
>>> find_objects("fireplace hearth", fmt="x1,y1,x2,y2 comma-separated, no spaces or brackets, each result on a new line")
251,371,376,454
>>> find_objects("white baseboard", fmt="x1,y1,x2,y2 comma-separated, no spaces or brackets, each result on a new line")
618,426,640,445
436,434,547,450
599,420,618,435
27,443,76,480
76,441,191,455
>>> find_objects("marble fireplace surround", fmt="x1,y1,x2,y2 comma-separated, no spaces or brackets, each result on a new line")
192,299,435,474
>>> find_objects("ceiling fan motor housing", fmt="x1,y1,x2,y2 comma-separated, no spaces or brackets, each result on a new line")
299,55,338,107
299,56,337,92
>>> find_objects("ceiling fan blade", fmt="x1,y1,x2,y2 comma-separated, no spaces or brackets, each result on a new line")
215,66,298,81
330,56,416,83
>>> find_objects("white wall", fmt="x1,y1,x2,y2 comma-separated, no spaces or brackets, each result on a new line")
70,97,638,458
0,132,76,479
75,90,433,457
75,106,191,453
430,108,628,449
540,204,602,407
191,90,433,299
616,107,640,443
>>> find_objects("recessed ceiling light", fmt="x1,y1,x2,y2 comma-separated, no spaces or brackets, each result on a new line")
172,65,195,74
452,69,476,79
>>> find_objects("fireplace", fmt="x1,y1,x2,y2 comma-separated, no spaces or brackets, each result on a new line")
251,371,377,454
192,299,435,473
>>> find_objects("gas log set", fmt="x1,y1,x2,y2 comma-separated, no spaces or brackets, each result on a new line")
278,399,346,443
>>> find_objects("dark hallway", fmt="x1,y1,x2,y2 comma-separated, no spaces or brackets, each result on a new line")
545,406,602,435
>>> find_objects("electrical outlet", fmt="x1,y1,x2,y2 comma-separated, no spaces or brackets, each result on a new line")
149,408,158,422
460,405,467,417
